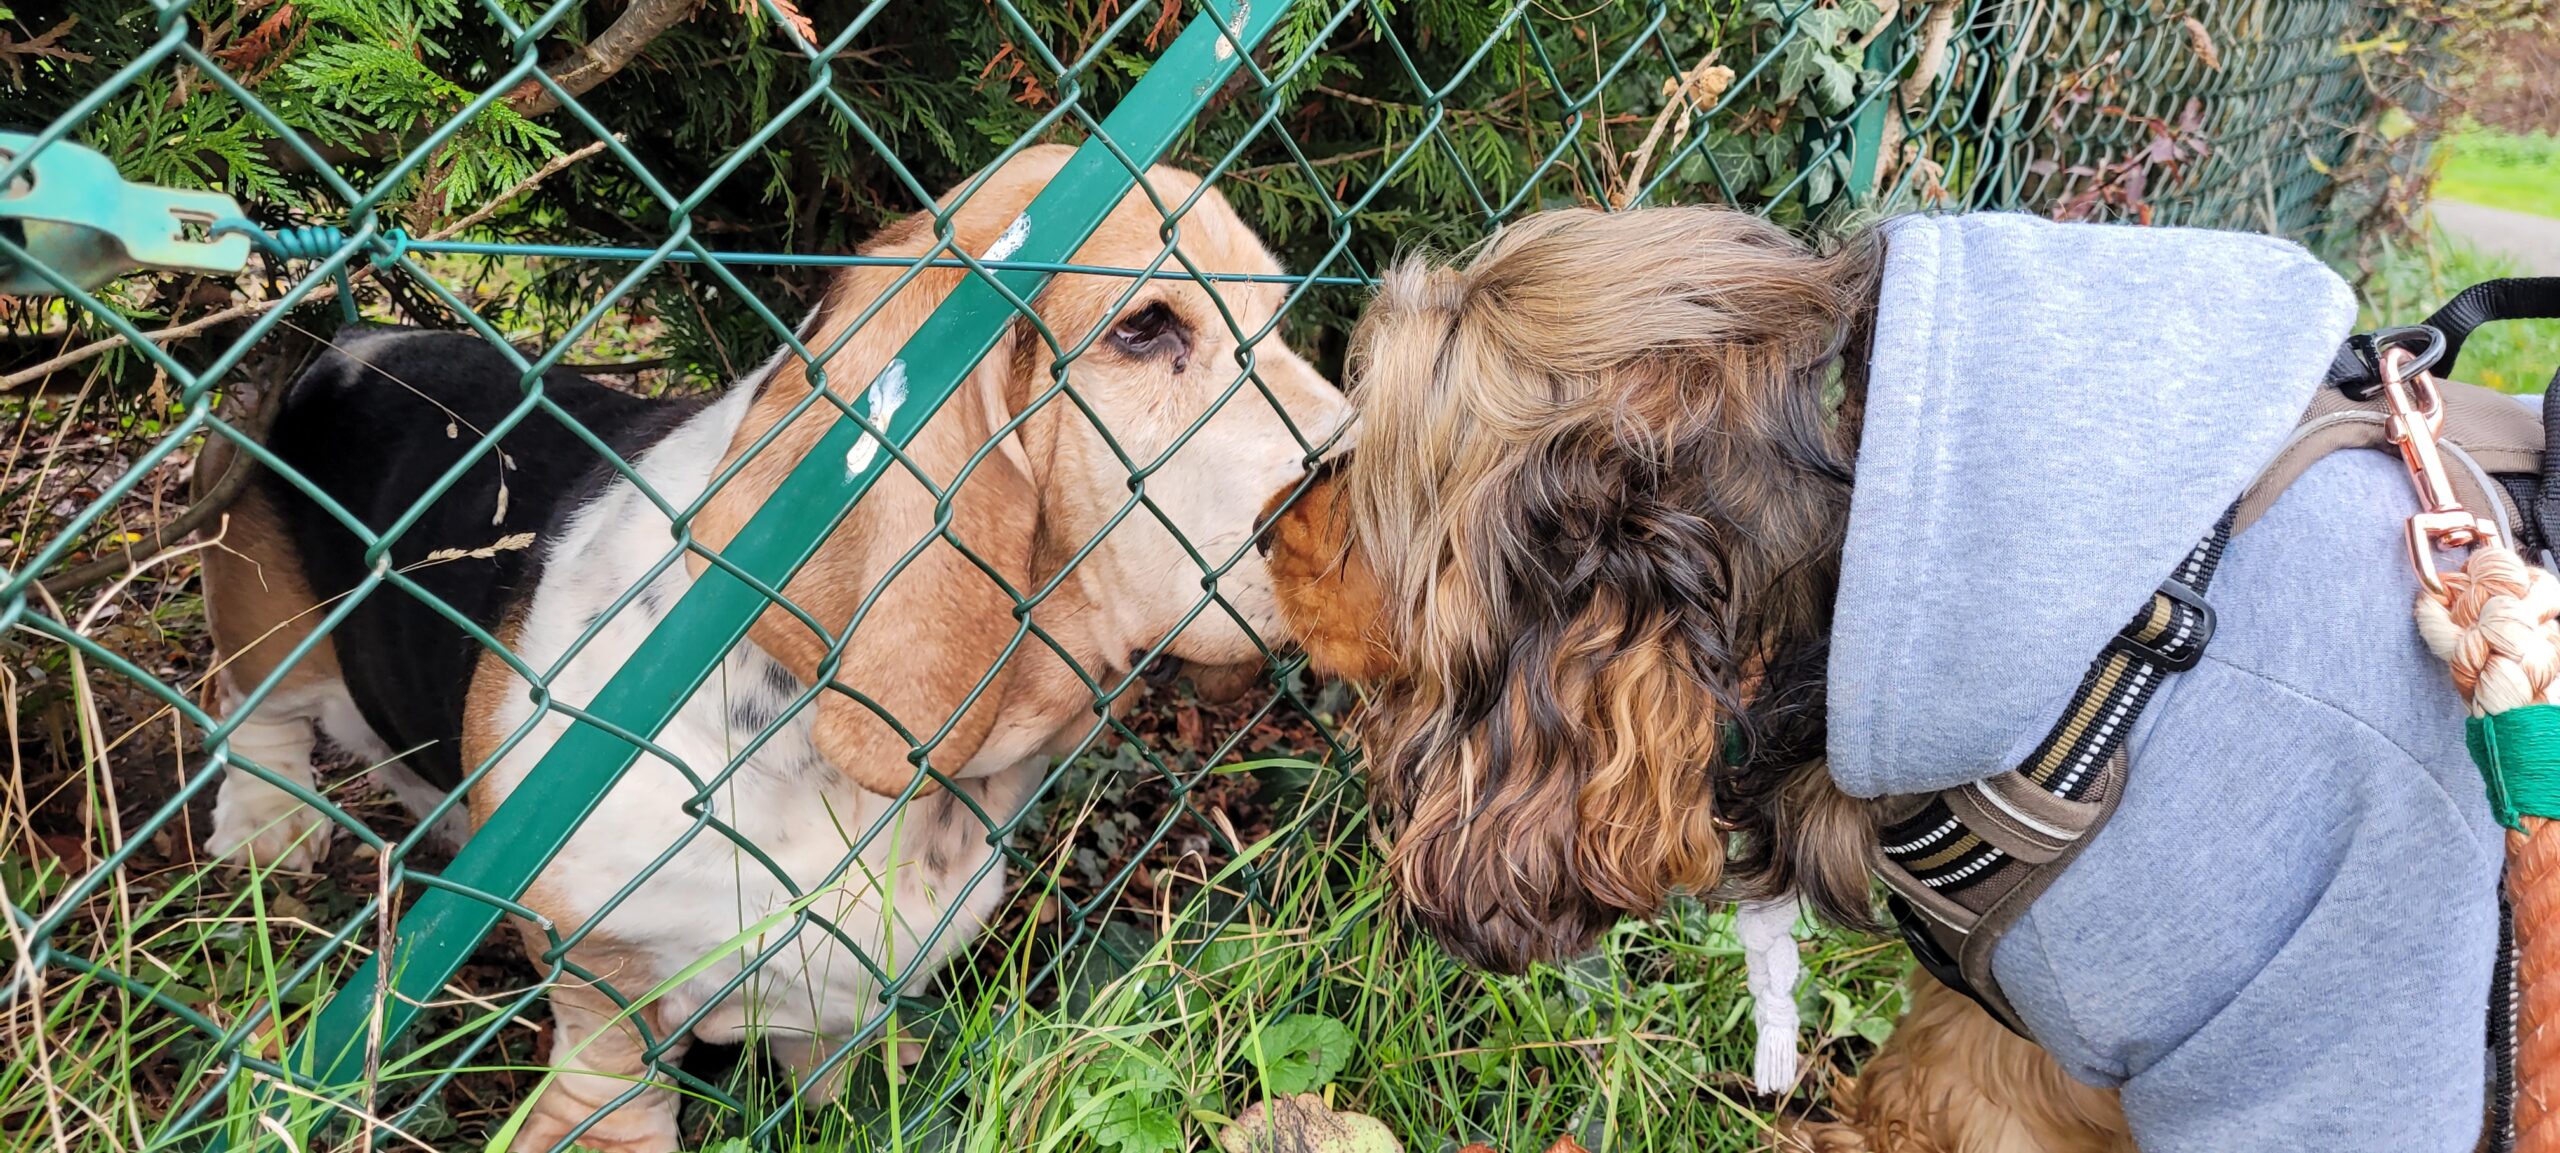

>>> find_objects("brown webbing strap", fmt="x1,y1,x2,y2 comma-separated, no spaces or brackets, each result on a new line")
1876,520,2227,1033
1878,377,2548,1038
2238,377,2538,536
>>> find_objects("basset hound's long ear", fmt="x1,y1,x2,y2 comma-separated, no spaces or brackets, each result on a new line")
690,148,1073,795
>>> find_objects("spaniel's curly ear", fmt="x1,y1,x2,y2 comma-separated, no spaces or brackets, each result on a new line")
1335,207,1881,971
1367,409,1736,972
1262,457,1394,683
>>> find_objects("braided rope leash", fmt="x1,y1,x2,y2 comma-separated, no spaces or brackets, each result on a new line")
2388,344,2554,1151
2417,547,2560,1151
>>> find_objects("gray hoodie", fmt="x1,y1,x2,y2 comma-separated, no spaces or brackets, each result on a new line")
1830,213,2505,1150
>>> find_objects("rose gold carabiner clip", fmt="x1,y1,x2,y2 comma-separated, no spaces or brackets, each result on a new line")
2379,343,2499,599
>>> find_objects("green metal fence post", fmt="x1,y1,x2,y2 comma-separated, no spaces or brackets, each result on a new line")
237,1,1300,1145
1846,6,1911,202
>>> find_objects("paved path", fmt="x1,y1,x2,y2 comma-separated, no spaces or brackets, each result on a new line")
2434,198,2560,275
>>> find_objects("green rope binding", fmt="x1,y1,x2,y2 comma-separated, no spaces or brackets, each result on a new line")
2470,705,2560,834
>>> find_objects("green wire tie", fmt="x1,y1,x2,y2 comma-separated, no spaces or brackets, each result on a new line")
210,217,410,325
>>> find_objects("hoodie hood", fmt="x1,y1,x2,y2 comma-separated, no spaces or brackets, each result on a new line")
1825,213,2358,797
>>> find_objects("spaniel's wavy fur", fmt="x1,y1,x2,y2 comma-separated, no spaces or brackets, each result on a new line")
1269,206,2136,1150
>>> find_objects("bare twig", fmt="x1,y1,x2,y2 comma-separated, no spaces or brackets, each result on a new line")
1227,146,1389,180
434,136,617,239
1872,0,1961,195
562,355,675,374
0,298,307,394
356,844,395,1153
69,525,231,637
0,15,92,89
1614,53,1736,207
35,372,287,597
505,0,706,118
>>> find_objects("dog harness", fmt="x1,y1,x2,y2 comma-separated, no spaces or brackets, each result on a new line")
1877,281,2560,1035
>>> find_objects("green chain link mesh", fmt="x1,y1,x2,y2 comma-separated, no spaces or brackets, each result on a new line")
0,1,2443,1149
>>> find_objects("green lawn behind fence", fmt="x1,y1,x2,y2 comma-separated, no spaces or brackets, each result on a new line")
2361,224,2560,395
2435,126,2560,220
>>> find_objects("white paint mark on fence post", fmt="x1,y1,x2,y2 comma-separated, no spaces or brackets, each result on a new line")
1215,1,1250,59
845,359,910,479
985,213,1032,262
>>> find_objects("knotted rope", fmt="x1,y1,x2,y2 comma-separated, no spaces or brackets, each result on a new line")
2391,338,2558,1153
1736,896,1804,1094
2416,545,2560,1152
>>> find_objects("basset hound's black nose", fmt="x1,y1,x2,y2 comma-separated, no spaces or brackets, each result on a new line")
1132,649,1186,688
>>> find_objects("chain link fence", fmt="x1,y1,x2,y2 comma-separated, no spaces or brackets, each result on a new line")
1,1,2446,1149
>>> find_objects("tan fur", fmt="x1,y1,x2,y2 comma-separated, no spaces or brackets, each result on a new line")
1788,977,2131,1153
688,144,1336,796
460,619,519,830
502,946,688,1153
197,439,373,869
198,448,339,697
1263,206,2130,1148
464,148,1342,1150
201,145,1346,1152
1285,207,1877,970
1261,462,1393,682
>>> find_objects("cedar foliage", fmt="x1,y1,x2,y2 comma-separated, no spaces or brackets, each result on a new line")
1,0,2470,388
5,0,1886,384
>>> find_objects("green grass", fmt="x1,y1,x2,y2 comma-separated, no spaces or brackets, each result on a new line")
920,785,1907,1153
5,727,1903,1152
2436,126,2560,220
2359,224,2560,395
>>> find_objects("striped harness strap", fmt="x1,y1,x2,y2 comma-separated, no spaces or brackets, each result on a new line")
1876,512,2232,1032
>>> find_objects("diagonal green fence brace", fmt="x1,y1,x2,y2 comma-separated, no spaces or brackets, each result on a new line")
250,0,1296,1138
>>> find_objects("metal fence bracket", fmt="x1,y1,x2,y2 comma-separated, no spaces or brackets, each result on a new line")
0,132,251,294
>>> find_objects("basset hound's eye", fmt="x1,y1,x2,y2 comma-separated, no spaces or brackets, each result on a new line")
1107,301,1193,371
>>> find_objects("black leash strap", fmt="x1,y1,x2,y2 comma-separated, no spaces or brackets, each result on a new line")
2431,279,2560,386
2321,279,2559,1146
2326,279,2560,562
2327,277,2560,393
2538,364,2560,572
2496,892,2519,1153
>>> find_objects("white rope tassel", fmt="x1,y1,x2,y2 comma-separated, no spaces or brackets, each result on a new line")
1736,896,1804,1094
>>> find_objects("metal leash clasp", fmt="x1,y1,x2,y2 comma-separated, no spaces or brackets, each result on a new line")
2380,342,2498,599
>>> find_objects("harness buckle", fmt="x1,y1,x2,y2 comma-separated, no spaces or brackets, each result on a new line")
1884,893,2029,1038
2112,577,2215,672
2380,341,2501,598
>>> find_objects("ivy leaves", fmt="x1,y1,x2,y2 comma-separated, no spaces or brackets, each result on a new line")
1060,1014,1360,1153
1764,1,1882,117
1247,1014,1356,1096
1776,35,1861,116
1068,1054,1187,1153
